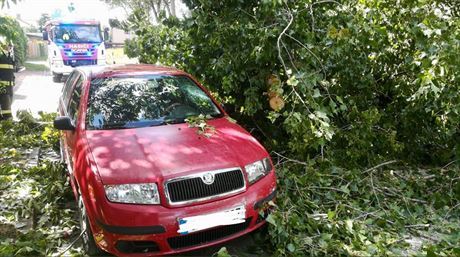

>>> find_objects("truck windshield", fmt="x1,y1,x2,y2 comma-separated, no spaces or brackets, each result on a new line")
53,24,102,43
86,75,223,130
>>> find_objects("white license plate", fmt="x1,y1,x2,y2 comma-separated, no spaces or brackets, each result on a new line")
177,205,246,234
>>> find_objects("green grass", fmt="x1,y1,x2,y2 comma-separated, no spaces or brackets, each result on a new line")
26,56,48,62
24,62,48,72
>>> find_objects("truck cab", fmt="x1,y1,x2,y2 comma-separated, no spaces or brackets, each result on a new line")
43,20,106,82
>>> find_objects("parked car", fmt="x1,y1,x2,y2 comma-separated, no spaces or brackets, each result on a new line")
54,64,277,256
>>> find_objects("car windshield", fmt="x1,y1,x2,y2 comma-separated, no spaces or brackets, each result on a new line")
86,75,223,130
53,24,102,43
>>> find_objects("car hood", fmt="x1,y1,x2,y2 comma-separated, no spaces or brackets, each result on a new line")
85,117,268,185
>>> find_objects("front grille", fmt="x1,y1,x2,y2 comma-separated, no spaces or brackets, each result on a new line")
167,218,252,249
64,59,97,67
165,168,245,204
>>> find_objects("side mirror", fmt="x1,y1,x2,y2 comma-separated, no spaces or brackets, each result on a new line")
42,31,48,41
103,28,110,42
54,116,75,131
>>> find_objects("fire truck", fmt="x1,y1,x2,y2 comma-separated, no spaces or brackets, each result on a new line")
43,20,106,82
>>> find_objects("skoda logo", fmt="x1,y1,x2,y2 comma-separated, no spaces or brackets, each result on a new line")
201,173,215,185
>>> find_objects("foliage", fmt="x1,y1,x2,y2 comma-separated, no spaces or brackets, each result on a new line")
0,15,28,67
0,0,18,9
267,159,460,256
217,247,232,257
0,112,81,256
185,114,215,138
103,0,177,22
37,13,50,32
108,18,122,29
118,0,460,255
24,62,48,72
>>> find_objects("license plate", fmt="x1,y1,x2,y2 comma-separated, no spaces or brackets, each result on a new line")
177,205,246,234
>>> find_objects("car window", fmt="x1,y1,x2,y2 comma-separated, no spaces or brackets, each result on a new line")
86,75,223,130
68,75,84,123
62,71,80,106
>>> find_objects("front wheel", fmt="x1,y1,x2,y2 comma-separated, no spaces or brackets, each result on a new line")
78,196,103,256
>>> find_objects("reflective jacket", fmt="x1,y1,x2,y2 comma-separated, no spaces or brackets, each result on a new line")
0,50,14,91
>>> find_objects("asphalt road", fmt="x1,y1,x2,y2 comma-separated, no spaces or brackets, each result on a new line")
12,69,63,119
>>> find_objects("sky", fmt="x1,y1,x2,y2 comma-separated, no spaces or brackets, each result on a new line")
0,0,126,27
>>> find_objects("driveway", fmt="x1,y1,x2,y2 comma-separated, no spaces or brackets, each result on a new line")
12,70,63,119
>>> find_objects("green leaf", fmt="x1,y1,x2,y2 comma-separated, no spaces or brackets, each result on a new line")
266,214,277,226
287,243,295,252
340,185,350,194
217,247,232,257
345,219,353,233
426,246,437,257
313,89,321,98
327,210,336,220
286,76,298,86
321,233,333,241
452,248,460,256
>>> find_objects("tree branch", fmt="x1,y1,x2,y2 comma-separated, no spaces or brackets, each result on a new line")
284,33,326,78
149,0,159,22
363,160,398,173
276,7,294,74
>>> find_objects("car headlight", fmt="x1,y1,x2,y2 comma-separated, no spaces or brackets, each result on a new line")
104,183,160,204
245,157,273,184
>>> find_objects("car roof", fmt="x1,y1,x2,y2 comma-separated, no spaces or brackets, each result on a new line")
76,64,188,79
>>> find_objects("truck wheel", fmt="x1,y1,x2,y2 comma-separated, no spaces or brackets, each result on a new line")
78,196,103,256
52,73,62,83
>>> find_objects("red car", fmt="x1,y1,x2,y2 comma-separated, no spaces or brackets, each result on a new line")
54,64,277,256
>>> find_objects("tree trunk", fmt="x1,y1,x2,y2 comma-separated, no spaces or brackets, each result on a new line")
170,0,176,17
163,0,172,17
148,0,159,22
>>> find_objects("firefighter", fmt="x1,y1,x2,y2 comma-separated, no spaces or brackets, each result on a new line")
0,35,15,120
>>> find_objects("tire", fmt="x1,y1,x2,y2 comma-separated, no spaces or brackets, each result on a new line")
78,195,103,256
52,73,62,83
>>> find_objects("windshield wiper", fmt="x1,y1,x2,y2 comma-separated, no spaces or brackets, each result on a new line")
209,112,224,118
162,117,185,125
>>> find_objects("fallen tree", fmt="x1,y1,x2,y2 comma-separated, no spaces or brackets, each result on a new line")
117,0,460,255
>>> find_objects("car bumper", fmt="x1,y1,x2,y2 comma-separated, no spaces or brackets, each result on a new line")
51,65,74,75
88,171,276,256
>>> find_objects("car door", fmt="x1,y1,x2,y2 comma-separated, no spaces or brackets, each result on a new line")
62,72,84,175
59,71,79,170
